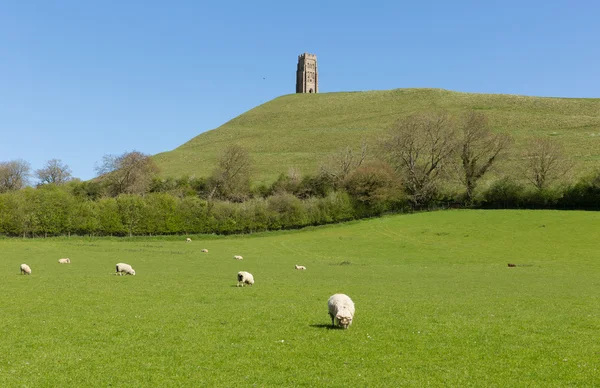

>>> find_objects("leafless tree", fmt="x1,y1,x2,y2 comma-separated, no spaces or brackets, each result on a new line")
524,137,571,190
0,159,30,192
208,145,252,201
457,111,511,202
96,151,159,196
35,159,73,185
319,142,368,188
381,112,457,206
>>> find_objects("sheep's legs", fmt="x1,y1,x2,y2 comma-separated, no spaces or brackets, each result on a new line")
329,313,335,327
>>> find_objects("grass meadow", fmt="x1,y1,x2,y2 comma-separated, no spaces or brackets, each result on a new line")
153,88,600,184
1,210,599,386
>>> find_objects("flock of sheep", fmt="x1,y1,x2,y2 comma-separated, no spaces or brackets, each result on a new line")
17,238,356,329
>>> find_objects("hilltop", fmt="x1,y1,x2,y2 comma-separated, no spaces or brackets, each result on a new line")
153,88,600,184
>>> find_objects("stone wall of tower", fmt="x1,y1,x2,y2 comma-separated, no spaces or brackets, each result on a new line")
296,53,318,93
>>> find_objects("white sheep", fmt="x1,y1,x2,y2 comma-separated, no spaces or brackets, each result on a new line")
328,294,355,329
20,264,32,275
233,255,243,260
237,271,254,287
186,238,192,242
201,249,209,253
115,263,136,276
295,265,307,270
58,258,71,264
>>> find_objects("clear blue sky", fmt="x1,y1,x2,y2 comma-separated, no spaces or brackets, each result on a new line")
1,0,598,181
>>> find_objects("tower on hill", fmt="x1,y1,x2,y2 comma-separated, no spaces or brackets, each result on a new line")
296,53,318,93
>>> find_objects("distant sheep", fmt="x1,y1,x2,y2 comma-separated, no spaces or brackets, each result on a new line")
20,264,32,275
116,263,136,276
295,265,306,270
237,271,254,287
58,258,71,264
233,255,243,260
328,294,355,329
201,249,209,253
186,238,192,242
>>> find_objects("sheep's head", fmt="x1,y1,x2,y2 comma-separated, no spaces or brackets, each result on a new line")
131,269,136,275
336,315,352,329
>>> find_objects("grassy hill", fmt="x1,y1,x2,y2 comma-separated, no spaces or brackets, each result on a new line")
153,88,600,184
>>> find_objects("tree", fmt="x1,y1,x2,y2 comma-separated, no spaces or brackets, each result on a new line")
319,143,368,189
457,111,511,203
140,193,182,235
97,198,125,236
26,185,73,237
96,151,159,196
381,112,457,207
524,138,571,191
208,145,252,201
0,159,30,192
35,159,73,185
116,194,145,237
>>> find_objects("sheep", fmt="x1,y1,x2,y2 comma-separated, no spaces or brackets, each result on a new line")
328,294,355,329
186,238,192,243
201,249,209,253
237,271,254,287
233,255,243,260
295,265,307,270
20,264,32,275
58,258,71,264
115,263,136,276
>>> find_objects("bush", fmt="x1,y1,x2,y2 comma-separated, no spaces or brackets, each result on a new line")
481,178,525,208
344,162,402,216
559,171,600,210
267,193,308,229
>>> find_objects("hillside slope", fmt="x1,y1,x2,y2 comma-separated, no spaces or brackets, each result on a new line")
153,88,600,184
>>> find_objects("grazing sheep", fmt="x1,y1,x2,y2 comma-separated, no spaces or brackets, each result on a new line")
58,258,71,264
233,255,243,260
20,264,32,275
328,294,355,329
295,265,307,270
186,238,192,242
115,263,136,276
508,263,516,267
237,271,254,287
201,249,208,253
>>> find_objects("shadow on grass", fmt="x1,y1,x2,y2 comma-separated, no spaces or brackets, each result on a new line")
309,323,343,330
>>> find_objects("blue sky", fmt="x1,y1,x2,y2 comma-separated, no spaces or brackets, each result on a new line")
1,0,598,181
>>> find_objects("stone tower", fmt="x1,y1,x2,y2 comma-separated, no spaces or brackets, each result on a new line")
296,53,318,93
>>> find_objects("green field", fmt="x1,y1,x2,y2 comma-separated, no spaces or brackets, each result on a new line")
153,88,600,184
1,210,599,386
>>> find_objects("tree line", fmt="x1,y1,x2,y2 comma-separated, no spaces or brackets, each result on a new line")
0,111,598,237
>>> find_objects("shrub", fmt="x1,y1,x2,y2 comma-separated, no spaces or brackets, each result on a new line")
481,177,525,208
267,193,308,229
559,170,600,210
344,162,402,216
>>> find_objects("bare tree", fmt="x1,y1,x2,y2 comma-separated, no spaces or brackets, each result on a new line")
381,112,457,206
0,159,30,192
524,137,571,190
319,142,368,188
35,159,73,185
208,145,252,201
96,151,159,196
457,111,511,203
